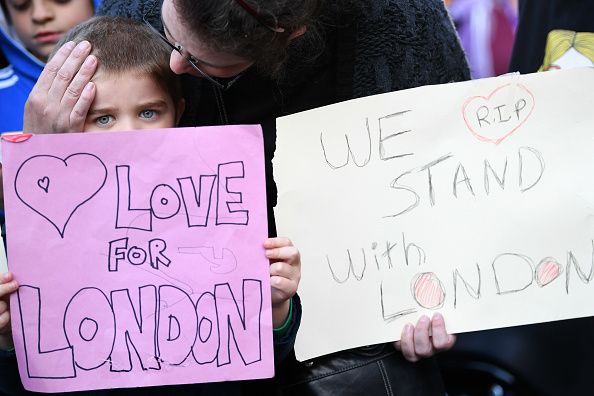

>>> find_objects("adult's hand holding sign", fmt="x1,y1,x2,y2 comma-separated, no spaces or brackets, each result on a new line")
274,68,594,361
1,126,272,392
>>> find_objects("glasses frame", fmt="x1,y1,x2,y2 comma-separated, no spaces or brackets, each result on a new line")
233,0,285,33
143,17,244,91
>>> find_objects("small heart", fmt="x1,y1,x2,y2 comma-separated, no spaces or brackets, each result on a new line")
411,272,445,309
536,257,562,287
462,83,535,145
37,177,50,193
15,153,108,238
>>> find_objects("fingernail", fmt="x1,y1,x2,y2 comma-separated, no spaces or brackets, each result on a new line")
1,273,10,281
84,82,95,94
64,41,76,50
265,250,273,258
433,312,443,322
83,55,97,68
74,41,91,55
419,315,430,325
405,324,413,334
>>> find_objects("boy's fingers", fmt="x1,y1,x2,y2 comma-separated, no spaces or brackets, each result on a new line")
413,316,433,357
47,41,92,104
265,246,300,262
0,311,10,331
35,41,76,92
270,276,297,296
1,273,13,283
0,281,18,298
399,324,418,362
269,261,299,279
430,313,453,351
0,300,7,314
263,237,293,249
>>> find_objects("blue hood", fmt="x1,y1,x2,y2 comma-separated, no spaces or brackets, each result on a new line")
0,0,100,133
0,0,101,81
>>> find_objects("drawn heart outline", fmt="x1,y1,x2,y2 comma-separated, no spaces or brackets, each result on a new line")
37,177,50,193
14,153,108,238
462,83,535,145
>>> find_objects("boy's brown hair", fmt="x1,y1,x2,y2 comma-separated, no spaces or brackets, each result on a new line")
53,15,182,106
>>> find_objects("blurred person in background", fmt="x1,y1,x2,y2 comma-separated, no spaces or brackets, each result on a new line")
509,0,594,73
447,0,518,78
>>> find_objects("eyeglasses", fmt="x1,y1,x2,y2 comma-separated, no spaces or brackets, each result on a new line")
143,17,245,91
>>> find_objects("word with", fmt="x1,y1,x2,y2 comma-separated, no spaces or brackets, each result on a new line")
16,279,263,379
324,236,594,321
116,161,249,231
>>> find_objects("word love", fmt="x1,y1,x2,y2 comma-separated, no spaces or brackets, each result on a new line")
16,280,264,378
116,161,249,231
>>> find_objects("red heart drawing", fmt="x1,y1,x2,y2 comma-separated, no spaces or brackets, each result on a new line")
15,153,108,238
462,83,535,145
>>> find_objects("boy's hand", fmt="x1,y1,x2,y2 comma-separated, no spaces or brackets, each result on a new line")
24,41,97,134
264,237,301,328
393,313,456,362
0,272,19,351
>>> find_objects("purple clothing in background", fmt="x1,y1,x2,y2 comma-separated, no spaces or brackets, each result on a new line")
449,0,517,78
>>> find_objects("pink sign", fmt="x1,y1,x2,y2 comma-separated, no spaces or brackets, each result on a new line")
1,126,273,393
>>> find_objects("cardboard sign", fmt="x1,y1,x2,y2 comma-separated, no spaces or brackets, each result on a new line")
2,126,272,392
274,68,594,361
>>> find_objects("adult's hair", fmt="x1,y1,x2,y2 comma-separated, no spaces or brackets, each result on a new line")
52,15,181,105
172,0,323,78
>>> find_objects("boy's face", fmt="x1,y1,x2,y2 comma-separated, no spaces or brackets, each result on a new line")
5,0,94,62
83,71,179,133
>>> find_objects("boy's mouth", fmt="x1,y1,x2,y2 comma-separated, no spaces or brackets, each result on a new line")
34,31,62,44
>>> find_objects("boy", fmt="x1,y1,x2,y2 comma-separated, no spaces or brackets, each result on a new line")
0,0,97,132
0,15,301,394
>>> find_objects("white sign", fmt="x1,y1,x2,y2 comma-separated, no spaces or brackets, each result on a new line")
274,68,594,361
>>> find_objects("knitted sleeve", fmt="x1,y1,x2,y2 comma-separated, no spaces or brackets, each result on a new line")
351,0,471,98
97,0,163,30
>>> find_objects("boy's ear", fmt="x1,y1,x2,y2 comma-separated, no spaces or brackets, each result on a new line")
175,98,186,126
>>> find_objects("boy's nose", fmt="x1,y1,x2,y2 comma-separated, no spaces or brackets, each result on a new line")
31,0,55,24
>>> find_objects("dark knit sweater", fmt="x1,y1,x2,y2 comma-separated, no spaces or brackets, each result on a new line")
97,2,468,396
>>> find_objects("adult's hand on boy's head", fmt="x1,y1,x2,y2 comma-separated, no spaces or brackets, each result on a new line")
0,272,19,351
24,41,97,134
393,313,456,362
264,237,301,327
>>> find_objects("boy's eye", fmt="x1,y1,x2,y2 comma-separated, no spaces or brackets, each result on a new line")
95,115,114,126
140,110,157,119
7,0,31,12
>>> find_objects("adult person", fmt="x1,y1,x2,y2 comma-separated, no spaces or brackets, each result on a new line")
22,0,470,394
0,0,98,133
509,0,594,73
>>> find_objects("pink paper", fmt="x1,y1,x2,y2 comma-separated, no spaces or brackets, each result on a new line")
1,126,273,393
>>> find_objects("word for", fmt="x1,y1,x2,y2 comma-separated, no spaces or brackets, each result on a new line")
107,238,171,272
116,162,249,231
16,280,263,379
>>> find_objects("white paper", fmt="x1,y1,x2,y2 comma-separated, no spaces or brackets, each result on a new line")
274,68,594,361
